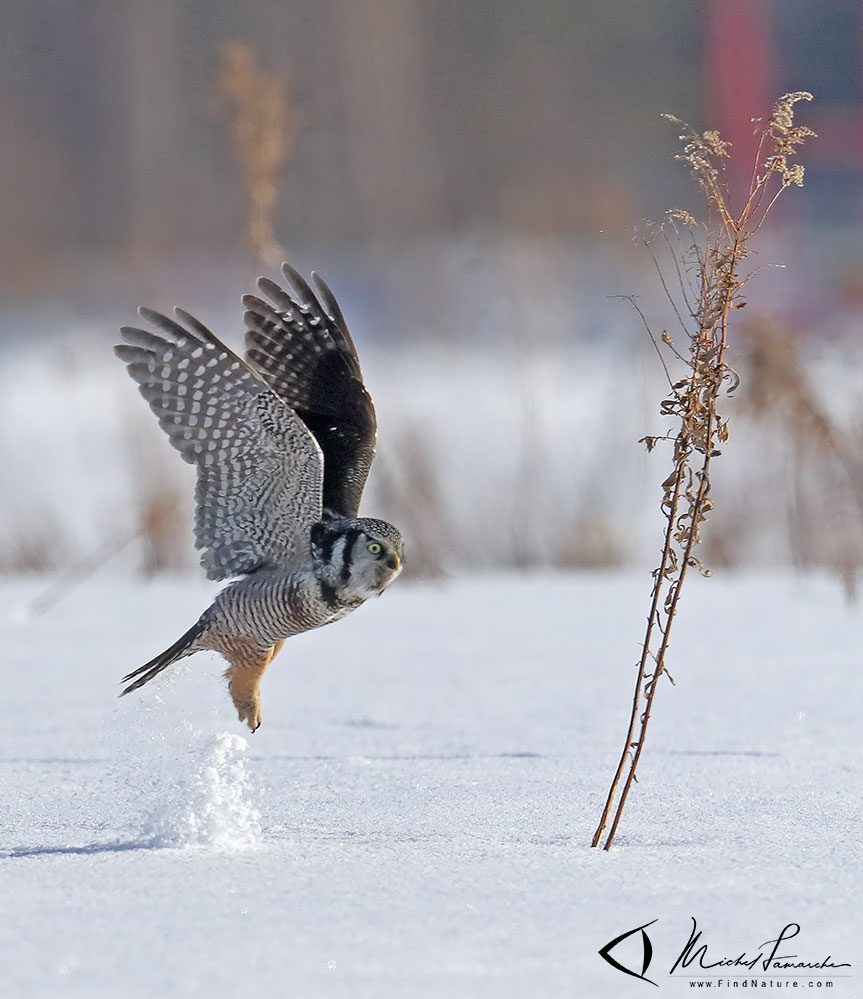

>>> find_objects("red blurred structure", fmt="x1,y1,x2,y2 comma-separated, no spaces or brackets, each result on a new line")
706,0,863,205
706,0,775,205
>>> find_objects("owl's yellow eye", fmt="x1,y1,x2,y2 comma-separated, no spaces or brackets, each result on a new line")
367,542,382,555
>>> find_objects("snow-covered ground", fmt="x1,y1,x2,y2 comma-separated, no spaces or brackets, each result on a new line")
2,572,860,997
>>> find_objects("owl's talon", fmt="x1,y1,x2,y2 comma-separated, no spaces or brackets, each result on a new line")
247,710,262,733
235,701,262,733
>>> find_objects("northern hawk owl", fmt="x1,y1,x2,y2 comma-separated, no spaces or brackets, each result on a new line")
116,264,404,730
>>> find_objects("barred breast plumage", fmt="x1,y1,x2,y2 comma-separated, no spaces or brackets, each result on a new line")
115,264,404,731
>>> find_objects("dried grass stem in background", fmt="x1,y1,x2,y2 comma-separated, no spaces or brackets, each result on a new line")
591,93,815,851
219,43,294,267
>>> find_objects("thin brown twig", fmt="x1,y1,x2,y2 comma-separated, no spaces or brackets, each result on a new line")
645,237,691,340
612,295,675,389
662,226,698,321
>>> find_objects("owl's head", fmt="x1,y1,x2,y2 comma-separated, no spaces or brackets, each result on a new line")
311,517,404,601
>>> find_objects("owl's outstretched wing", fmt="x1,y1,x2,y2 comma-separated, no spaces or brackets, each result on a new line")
242,264,377,519
115,308,324,580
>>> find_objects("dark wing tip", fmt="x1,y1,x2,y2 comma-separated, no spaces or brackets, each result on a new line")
114,343,140,362
136,306,192,342
309,270,348,331
243,294,281,325
172,307,214,341
280,261,312,295
255,276,295,315
256,275,282,296
137,305,166,324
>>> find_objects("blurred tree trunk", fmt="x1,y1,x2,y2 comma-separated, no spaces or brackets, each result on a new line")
329,0,445,240
122,0,184,250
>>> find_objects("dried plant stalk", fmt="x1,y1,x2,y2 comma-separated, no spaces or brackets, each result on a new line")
219,43,296,267
592,93,815,851
744,320,863,599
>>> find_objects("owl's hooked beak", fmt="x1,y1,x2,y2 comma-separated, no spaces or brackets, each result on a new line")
375,551,402,595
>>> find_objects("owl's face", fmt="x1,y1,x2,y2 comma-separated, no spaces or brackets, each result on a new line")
349,519,404,597
311,517,404,601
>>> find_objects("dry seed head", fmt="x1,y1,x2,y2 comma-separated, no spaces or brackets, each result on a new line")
662,114,731,188
764,155,806,187
702,130,731,159
764,92,815,187
667,208,697,226
770,91,813,134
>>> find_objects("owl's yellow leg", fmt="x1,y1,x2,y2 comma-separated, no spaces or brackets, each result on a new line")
223,642,278,733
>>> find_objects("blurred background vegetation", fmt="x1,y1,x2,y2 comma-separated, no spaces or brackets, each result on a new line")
2,0,862,588
3,0,860,288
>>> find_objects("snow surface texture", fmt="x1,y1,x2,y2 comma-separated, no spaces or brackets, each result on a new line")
2,574,861,997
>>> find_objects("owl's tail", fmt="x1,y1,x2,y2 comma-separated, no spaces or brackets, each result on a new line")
119,620,207,696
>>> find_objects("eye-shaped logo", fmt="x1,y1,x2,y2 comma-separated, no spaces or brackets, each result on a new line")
598,919,658,986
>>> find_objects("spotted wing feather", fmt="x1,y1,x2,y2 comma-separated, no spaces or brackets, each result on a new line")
243,264,376,518
115,307,324,580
